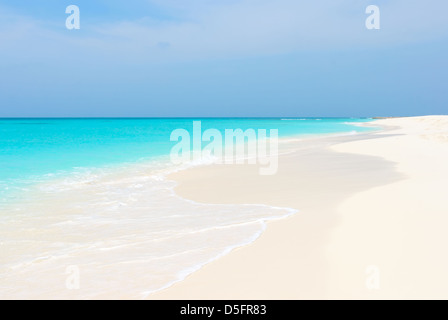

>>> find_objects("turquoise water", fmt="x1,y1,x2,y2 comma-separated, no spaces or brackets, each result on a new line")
0,117,376,298
0,118,373,183
0,118,375,203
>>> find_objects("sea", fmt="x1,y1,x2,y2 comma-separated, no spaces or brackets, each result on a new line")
0,118,375,298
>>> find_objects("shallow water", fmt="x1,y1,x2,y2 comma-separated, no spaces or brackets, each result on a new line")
0,118,375,298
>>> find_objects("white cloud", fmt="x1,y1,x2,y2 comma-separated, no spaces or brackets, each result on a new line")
1,1,448,64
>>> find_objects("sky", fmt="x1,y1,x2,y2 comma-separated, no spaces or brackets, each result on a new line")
0,0,447,117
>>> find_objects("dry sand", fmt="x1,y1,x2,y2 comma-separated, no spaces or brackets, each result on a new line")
150,116,448,299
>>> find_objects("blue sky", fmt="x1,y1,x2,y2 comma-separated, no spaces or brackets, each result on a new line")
0,0,447,117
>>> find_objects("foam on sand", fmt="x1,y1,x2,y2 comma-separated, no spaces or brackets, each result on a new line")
0,159,296,299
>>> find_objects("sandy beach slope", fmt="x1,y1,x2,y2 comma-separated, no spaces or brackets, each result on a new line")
151,116,448,299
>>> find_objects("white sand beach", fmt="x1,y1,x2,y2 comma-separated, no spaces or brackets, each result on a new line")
151,116,448,299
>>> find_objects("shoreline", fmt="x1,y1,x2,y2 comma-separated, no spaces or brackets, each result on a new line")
149,122,400,299
0,119,380,299
150,116,448,299
3,116,447,299
139,122,391,297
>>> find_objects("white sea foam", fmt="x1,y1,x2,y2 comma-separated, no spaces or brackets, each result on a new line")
0,157,297,299
343,121,372,127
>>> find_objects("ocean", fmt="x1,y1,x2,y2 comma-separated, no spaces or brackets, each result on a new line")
0,118,375,298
